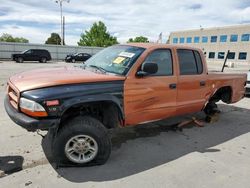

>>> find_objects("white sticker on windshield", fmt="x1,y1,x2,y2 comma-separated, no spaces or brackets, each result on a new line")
119,52,135,58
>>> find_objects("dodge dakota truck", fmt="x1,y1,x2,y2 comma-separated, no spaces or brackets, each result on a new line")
4,43,247,166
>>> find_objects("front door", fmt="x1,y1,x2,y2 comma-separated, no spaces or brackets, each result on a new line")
124,49,177,126
24,50,34,61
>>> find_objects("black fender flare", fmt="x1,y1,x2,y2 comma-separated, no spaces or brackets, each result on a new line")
59,93,124,120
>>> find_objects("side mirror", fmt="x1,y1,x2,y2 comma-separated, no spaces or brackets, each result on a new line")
136,62,158,77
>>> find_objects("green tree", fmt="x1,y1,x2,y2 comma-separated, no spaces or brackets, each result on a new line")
45,33,62,45
78,21,118,47
0,33,29,43
127,36,149,43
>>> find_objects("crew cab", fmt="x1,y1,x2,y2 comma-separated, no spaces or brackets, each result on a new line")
5,44,247,166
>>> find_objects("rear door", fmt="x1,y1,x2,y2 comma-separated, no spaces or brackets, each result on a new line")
31,50,39,61
176,49,208,115
124,49,177,125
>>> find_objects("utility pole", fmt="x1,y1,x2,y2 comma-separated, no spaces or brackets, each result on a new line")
63,16,65,45
55,0,70,45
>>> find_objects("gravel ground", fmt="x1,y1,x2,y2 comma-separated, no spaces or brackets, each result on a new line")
0,60,250,188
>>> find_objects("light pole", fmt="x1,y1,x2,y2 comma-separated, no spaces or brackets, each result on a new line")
55,0,70,45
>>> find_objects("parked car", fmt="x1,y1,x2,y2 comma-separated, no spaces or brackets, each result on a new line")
12,49,51,63
246,70,250,95
65,53,91,63
5,43,247,166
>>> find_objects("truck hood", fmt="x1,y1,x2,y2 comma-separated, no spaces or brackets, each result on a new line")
9,66,125,92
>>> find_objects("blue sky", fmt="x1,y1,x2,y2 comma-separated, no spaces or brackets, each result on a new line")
0,0,249,45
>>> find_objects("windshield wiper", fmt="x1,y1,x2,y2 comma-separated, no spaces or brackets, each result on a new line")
88,65,107,73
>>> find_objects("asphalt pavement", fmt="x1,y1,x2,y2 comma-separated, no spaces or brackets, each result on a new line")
0,60,249,188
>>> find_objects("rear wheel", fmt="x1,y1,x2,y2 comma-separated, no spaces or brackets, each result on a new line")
40,57,47,63
53,116,111,166
17,57,23,63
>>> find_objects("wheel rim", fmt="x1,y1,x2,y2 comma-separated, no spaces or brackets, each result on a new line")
65,135,98,163
72,59,75,63
42,58,46,63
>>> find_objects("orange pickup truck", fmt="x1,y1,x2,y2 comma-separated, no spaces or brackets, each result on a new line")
5,43,247,166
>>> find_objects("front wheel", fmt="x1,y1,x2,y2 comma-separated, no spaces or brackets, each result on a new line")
53,116,111,166
17,57,23,63
71,58,76,63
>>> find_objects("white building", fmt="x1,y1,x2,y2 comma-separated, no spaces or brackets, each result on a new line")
169,24,250,64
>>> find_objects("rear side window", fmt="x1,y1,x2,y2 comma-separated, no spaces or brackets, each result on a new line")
194,51,203,74
177,49,203,75
144,49,173,76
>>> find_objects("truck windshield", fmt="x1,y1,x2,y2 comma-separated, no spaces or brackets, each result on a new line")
84,45,145,75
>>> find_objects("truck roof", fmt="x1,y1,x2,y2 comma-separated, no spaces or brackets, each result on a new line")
125,43,202,51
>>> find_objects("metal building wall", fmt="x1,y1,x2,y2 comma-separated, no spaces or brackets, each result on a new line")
0,42,104,60
169,24,250,65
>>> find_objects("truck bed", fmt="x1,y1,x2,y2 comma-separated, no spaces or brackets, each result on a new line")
207,72,247,103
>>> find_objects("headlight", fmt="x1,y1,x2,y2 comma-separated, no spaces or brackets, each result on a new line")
20,98,48,117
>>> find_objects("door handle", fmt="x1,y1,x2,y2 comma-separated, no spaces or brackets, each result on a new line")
169,83,177,89
200,81,206,86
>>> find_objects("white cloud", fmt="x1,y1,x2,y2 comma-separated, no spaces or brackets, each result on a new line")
0,0,249,45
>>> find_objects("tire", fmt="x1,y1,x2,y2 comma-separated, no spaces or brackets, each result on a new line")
53,116,111,166
17,57,23,63
40,57,47,63
71,59,76,63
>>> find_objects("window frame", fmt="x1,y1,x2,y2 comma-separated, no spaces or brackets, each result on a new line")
186,37,192,43
230,34,238,42
208,52,215,59
218,52,225,59
177,49,204,76
194,36,200,43
211,36,217,43
241,34,250,42
173,38,178,44
220,35,227,42
227,52,236,59
142,48,174,77
180,37,185,43
238,52,247,60
202,36,208,43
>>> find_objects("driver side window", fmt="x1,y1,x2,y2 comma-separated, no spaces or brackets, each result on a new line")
25,50,32,54
144,49,173,76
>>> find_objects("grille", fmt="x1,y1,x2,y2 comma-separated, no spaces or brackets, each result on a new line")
8,84,19,110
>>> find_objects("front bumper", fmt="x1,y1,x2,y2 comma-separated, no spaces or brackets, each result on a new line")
4,96,60,132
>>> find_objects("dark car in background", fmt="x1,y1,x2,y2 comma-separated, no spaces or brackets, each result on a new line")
65,53,92,63
12,49,51,63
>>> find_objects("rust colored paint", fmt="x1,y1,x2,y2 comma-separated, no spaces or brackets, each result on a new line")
123,44,246,126
9,66,125,92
